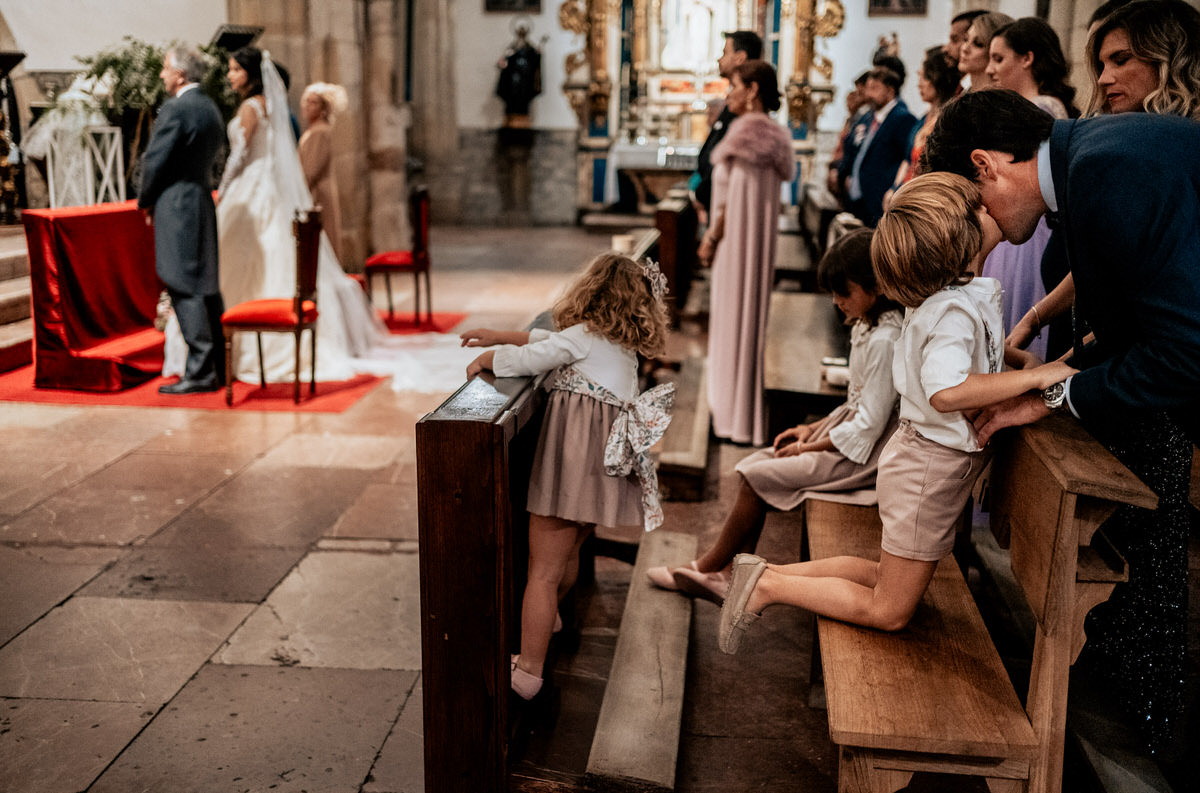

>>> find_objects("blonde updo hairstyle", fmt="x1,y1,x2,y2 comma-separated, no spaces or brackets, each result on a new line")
552,252,669,357
871,172,983,308
301,82,349,122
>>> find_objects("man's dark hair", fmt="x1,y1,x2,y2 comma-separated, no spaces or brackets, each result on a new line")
923,90,1055,181
952,9,988,26
724,30,763,61
1089,0,1136,27
868,66,903,95
873,54,906,85
853,70,871,87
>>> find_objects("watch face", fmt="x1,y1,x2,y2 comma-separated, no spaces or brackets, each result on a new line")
1043,381,1065,408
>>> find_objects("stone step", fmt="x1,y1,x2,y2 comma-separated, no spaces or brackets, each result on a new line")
0,316,32,373
0,236,29,282
0,275,30,324
656,355,711,502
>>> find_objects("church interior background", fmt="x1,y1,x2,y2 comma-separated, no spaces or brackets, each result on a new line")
0,0,1113,258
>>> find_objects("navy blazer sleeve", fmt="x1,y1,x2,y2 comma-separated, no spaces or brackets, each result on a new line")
1064,121,1200,420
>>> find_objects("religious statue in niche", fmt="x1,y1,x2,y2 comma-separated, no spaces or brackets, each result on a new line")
496,20,543,133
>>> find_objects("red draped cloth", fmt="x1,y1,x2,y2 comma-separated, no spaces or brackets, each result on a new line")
24,200,165,391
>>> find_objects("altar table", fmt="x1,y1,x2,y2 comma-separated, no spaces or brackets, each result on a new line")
23,200,164,391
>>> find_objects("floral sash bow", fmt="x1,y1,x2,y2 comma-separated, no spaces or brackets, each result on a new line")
551,366,676,531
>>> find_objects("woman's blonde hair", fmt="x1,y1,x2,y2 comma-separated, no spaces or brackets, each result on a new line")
552,252,669,357
1086,0,1200,119
872,172,982,308
301,82,350,121
968,12,1015,52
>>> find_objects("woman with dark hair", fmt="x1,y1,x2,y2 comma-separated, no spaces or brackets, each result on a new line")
162,46,384,385
988,17,1081,119
698,59,794,445
890,46,959,193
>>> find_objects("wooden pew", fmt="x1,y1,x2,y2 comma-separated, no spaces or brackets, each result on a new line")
763,290,850,439
799,413,1155,793
654,191,697,323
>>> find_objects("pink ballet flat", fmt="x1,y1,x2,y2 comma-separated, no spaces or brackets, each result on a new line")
672,564,730,606
646,560,703,592
511,655,543,700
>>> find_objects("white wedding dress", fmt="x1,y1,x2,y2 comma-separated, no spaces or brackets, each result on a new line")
163,54,385,384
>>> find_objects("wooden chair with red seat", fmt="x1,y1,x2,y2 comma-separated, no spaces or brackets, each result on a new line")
364,185,431,324
221,208,322,406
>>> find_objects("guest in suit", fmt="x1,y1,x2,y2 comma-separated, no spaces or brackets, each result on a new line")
838,66,916,227
688,30,762,224
925,88,1200,754
138,46,225,394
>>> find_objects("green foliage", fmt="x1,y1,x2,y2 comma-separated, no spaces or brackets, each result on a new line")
77,37,167,120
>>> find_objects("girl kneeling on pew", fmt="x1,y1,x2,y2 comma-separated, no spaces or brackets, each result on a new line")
647,228,904,604
718,172,1077,652
461,252,674,699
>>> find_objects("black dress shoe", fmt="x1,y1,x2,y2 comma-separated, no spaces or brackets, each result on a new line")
158,379,221,395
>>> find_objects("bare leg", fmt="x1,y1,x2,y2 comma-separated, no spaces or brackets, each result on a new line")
519,513,589,677
558,523,594,599
695,475,768,573
766,555,881,589
747,550,936,632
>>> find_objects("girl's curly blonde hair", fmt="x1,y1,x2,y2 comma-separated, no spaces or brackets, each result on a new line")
552,252,669,357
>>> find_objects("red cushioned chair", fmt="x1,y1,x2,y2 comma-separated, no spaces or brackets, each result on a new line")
222,209,322,406
364,185,431,323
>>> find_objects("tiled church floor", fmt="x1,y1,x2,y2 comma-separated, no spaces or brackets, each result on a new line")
0,225,1194,793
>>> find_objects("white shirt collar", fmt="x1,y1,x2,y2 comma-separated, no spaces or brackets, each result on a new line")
874,98,898,123
175,83,199,97
1037,139,1057,213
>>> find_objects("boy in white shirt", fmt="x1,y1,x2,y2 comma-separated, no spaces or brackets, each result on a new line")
718,172,1076,651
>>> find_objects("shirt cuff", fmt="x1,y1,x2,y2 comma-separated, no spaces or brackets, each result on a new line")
1063,374,1080,418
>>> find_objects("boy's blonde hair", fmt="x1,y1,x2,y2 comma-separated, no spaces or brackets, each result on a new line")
872,172,983,308
553,252,669,357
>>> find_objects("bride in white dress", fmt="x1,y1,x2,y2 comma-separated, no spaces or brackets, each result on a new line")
163,47,385,384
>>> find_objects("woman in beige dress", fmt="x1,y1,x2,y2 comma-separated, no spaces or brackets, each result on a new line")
298,82,348,265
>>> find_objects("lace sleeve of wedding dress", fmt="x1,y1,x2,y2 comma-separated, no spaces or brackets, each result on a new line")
218,112,249,199
261,52,313,214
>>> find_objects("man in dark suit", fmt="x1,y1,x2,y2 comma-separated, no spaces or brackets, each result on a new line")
925,88,1199,753
688,30,762,223
838,66,916,227
138,46,225,394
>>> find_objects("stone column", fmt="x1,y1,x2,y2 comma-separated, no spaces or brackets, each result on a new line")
408,0,459,222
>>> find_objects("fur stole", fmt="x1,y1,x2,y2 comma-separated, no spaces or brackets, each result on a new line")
711,112,795,182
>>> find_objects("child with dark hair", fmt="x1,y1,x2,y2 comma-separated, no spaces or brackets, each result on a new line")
649,229,903,604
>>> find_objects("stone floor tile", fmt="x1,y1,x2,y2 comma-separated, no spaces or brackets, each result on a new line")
2,484,204,545
79,544,306,603
0,445,138,516
0,402,81,429
87,664,414,793
362,678,424,793
252,432,413,470
0,545,121,645
148,466,370,549
326,481,418,540
0,697,153,793
136,411,303,459
215,550,421,670
0,597,253,704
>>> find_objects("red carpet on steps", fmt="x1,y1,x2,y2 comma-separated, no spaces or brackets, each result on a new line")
0,366,382,412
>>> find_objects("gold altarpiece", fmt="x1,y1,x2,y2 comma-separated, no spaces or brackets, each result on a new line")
559,0,844,213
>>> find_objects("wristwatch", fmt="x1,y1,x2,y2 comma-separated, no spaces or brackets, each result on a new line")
1042,381,1067,411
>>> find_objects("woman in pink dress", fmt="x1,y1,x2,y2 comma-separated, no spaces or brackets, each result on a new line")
697,60,795,446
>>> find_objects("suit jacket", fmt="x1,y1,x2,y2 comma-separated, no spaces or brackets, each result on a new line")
138,86,224,296
1050,113,1200,425
692,106,736,212
839,99,917,226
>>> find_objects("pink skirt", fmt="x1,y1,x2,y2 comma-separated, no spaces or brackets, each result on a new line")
735,404,898,511
527,390,643,528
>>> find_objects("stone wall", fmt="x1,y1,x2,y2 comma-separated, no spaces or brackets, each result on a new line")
425,128,576,227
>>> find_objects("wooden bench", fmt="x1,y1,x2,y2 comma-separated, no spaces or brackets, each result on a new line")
417,312,695,792
798,413,1155,793
654,191,697,323
763,290,850,439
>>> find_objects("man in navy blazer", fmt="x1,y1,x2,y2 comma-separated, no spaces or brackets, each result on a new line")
138,46,225,394
837,66,916,227
924,88,1198,752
